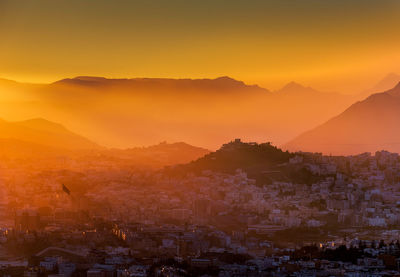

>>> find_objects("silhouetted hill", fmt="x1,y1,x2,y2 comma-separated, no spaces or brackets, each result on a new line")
0,78,20,86
105,142,210,168
167,140,320,185
285,82,400,155
184,140,291,172
16,118,73,134
370,73,400,93
0,118,99,150
0,135,209,168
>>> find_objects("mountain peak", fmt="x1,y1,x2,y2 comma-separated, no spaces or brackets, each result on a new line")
385,72,400,80
284,81,305,89
370,73,400,93
278,81,313,93
393,81,400,89
52,76,108,87
16,118,68,133
388,81,400,97
214,76,237,82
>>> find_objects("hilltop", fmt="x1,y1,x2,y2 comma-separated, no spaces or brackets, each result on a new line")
167,139,321,185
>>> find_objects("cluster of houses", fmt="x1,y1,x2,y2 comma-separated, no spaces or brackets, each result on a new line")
1,141,400,275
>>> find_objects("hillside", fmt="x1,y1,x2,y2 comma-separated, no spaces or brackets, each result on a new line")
285,82,400,155
0,118,99,150
0,117,209,166
368,73,400,93
167,140,320,185
105,142,210,168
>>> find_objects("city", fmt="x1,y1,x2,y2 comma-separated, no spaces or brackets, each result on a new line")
1,140,400,276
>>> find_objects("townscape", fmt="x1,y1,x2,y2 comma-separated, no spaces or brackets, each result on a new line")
2,1,400,276
1,140,400,276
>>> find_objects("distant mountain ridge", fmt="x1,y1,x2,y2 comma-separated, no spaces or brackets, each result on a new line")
0,75,363,149
276,81,318,94
285,82,400,155
369,73,400,93
106,141,210,168
275,81,342,96
51,76,268,94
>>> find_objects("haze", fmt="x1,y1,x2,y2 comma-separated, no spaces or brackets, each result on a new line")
1,0,400,93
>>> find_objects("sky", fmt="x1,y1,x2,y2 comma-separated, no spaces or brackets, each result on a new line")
1,0,400,93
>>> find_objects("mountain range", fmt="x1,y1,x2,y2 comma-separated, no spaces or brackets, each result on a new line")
0,76,362,150
1,74,400,155
285,82,400,155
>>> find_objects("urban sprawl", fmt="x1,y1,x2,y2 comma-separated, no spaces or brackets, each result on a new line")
1,140,400,276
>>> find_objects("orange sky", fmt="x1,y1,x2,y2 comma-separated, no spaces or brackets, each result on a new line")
1,0,400,93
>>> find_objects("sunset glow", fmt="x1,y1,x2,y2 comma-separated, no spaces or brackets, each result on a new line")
1,0,400,92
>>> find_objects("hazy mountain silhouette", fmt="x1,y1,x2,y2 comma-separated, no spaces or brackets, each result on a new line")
276,81,320,94
0,76,362,149
370,73,400,93
272,81,353,109
0,118,99,150
285,82,400,155
0,117,209,167
105,142,210,168
51,76,268,94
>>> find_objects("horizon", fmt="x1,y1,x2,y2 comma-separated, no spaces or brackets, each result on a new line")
1,71,400,152
1,0,400,93
2,72,400,95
